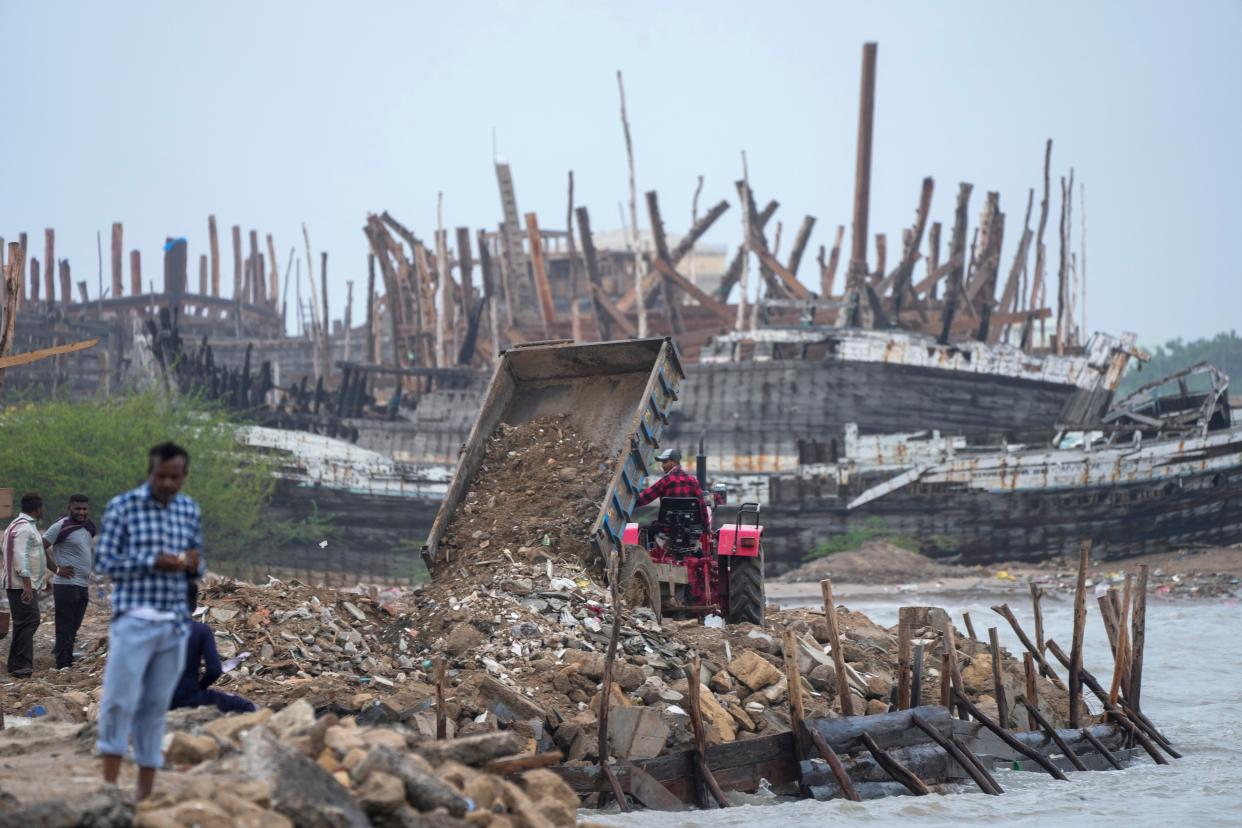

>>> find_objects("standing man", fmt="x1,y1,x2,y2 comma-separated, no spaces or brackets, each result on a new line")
95,443,203,801
43,494,96,670
2,493,47,678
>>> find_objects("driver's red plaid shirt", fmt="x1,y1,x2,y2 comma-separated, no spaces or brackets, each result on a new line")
635,464,709,526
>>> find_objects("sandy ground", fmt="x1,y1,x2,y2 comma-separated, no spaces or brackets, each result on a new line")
770,544,1242,606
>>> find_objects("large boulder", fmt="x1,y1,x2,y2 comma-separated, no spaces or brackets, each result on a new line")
727,650,782,691
243,727,370,828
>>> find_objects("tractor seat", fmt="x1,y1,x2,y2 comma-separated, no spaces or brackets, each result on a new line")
657,497,705,534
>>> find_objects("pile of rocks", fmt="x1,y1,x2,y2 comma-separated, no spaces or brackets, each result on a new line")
0,702,585,828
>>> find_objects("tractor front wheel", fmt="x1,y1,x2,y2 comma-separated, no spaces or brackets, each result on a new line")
619,546,662,621
726,554,764,626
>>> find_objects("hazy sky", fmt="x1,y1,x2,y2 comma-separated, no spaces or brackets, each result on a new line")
3,0,1239,344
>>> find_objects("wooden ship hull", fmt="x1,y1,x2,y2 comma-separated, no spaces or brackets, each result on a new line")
765,366,1242,568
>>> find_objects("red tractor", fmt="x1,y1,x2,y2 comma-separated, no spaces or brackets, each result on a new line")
618,448,766,625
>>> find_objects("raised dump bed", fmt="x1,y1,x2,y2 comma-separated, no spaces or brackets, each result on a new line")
422,337,686,569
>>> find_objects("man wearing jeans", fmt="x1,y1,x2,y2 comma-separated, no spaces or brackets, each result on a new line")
43,494,96,669
95,443,203,801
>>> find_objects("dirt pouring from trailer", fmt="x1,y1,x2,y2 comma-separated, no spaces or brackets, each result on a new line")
0,415,1081,826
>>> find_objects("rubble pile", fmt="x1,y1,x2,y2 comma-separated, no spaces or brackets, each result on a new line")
0,702,585,828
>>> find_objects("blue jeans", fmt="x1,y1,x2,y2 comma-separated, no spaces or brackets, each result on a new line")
96,614,187,768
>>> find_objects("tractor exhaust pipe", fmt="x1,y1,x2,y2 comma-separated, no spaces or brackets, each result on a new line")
696,435,707,488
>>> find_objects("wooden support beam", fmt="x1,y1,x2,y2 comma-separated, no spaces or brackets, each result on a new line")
937,183,972,343
911,713,1000,795
645,190,685,334
1021,700,1088,772
942,618,967,719
845,42,878,292
575,206,619,340
43,228,55,306
0,338,99,370
859,732,929,796
617,197,730,311
781,629,810,762
456,226,475,321
1129,564,1149,710
991,603,1065,690
650,258,733,324
961,612,978,641
58,258,71,306
684,657,730,808
198,254,208,298
231,224,243,299
208,215,220,297
820,580,853,717
953,690,1068,781
111,222,124,297
820,225,844,298
786,215,816,277
989,627,1009,729
802,722,860,801
1069,541,1089,728
267,233,279,308
130,250,142,300
29,259,39,303
896,608,912,710
524,212,556,334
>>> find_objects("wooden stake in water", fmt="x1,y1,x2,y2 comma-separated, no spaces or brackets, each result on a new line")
820,580,854,716
1029,581,1047,661
992,603,1066,689
1129,565,1149,710
1069,541,1089,728
1109,574,1133,707
962,611,978,642
897,608,913,710
781,628,810,760
988,627,1009,728
1023,652,1039,731
942,618,967,719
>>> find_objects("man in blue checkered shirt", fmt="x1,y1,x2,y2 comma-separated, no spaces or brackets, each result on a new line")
94,442,204,801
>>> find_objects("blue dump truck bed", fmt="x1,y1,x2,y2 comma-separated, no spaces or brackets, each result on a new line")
423,337,686,568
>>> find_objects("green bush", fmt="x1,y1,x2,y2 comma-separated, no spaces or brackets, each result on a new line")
806,517,924,560
0,391,315,564
1118,330,1242,395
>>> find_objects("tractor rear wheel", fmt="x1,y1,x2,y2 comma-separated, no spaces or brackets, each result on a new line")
726,555,764,626
619,546,662,621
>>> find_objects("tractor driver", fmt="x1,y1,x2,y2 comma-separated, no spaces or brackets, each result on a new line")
635,449,709,533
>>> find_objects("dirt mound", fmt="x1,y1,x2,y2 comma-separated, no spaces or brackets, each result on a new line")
777,540,972,584
435,414,616,576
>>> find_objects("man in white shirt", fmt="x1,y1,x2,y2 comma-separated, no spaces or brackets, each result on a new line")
2,493,47,678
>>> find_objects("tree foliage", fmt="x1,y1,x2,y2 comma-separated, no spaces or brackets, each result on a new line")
1119,330,1242,395
0,391,297,563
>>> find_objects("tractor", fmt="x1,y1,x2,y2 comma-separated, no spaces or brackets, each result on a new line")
618,444,766,625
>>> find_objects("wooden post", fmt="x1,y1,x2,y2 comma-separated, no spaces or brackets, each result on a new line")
802,722,860,801
320,251,331,380
845,42,878,295
684,657,729,808
266,234,279,308
992,603,1065,689
1079,727,1124,771
43,229,55,306
819,580,854,716
434,658,447,739
859,732,929,796
939,652,951,709
198,255,208,298
130,250,141,298
524,212,555,335
249,230,264,304
1129,564,1149,710
962,612,978,642
953,690,1068,781
232,225,243,300
1069,541,1089,728
58,259,71,306
29,259,40,303
896,608,912,709
366,253,378,363
575,206,616,341
208,215,220,297
1109,575,1133,706
616,70,646,338
1021,700,1088,772
911,642,924,707
455,227,474,324
111,222,124,297
821,225,844,297
911,713,1000,795
1098,593,1120,658
988,627,1009,729
343,281,353,363
598,556,630,811
942,618,967,719
781,629,809,761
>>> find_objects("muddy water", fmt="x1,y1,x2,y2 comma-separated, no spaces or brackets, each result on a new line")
592,589,1242,828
